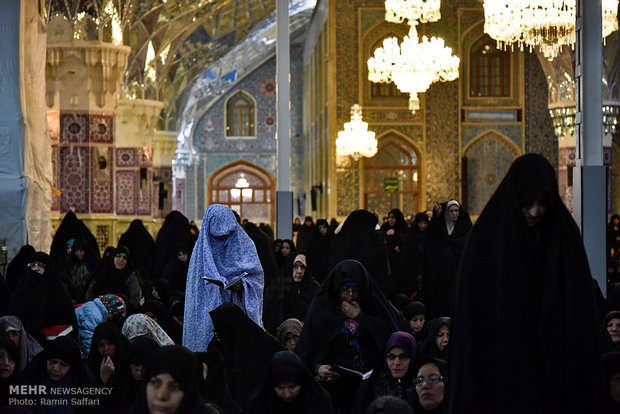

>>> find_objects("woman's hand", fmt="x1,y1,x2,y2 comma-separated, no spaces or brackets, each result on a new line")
229,280,244,292
386,229,395,236
341,300,361,319
100,356,115,384
317,365,340,381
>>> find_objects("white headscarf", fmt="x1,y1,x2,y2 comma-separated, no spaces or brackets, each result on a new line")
445,200,460,236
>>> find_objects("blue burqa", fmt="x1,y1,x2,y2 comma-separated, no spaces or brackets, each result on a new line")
183,204,265,351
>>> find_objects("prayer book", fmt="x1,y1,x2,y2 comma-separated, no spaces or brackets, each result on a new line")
330,365,373,380
42,324,73,340
202,272,249,289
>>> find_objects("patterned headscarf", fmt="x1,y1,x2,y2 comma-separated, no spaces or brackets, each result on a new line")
98,294,126,318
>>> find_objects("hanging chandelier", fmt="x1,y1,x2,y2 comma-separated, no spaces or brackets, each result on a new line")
384,0,441,25
368,24,460,112
336,105,378,160
483,0,619,60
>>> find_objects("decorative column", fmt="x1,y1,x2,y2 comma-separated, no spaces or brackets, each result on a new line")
46,17,130,249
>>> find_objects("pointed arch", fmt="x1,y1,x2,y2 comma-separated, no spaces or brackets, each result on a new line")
209,160,275,227
362,130,422,214
462,131,520,216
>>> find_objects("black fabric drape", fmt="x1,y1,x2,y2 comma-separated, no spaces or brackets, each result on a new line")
447,154,602,414
244,221,279,285
209,302,285,410
119,219,155,281
399,213,429,297
5,244,35,292
247,350,334,414
153,211,193,280
329,210,391,294
422,203,471,319
380,209,409,295
306,219,333,284
50,212,100,272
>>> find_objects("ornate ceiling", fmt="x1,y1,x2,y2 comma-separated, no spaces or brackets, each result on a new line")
42,0,312,129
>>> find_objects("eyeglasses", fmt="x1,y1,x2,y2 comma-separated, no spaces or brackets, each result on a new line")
415,374,443,386
27,262,46,269
386,353,410,362
340,286,359,295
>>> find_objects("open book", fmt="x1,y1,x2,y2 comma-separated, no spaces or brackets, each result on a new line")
330,365,373,380
202,272,249,289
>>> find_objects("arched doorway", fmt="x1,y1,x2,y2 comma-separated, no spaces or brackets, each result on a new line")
209,160,275,228
362,132,421,215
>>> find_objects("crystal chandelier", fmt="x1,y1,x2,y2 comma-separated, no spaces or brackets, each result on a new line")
384,0,441,25
336,105,378,160
368,24,460,112
483,0,619,60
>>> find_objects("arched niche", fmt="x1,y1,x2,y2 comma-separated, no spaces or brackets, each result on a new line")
362,131,422,215
208,160,275,228
462,131,520,216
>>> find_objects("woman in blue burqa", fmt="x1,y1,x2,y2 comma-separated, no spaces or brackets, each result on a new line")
183,204,264,351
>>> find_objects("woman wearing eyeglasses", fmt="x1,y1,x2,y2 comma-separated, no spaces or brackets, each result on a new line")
8,251,78,344
353,331,417,414
414,358,447,414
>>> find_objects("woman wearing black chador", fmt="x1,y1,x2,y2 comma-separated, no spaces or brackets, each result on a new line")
447,154,602,414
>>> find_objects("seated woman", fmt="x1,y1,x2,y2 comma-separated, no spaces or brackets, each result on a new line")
414,358,447,414
122,314,174,346
276,318,304,352
420,317,450,361
295,259,405,414
74,294,126,357
110,337,160,412
0,316,43,372
353,331,417,413
0,337,25,408
247,350,334,414
129,345,209,414
603,311,620,353
22,336,95,412
85,246,142,311
86,321,128,386
8,251,78,345
209,303,285,410
403,301,427,343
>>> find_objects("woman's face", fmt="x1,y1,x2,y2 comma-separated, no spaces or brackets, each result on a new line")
281,243,292,257
75,248,85,260
274,382,301,403
177,251,188,263
97,338,116,358
607,318,620,343
0,348,16,379
146,373,184,414
415,363,445,410
386,346,411,379
318,224,328,236
47,358,70,381
339,285,359,303
388,214,396,227
292,261,306,282
448,205,460,222
522,198,548,227
417,220,428,231
114,252,128,270
284,333,298,352
152,287,161,300
130,363,144,381
409,314,425,333
436,324,450,351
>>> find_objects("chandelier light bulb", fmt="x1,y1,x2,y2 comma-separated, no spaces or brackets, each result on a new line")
483,0,619,59
384,0,441,25
368,24,460,114
336,105,378,160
